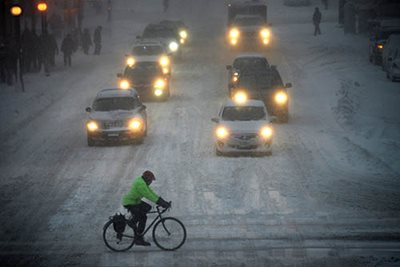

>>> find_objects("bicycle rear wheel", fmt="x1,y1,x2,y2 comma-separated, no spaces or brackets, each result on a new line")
103,220,135,252
152,217,186,251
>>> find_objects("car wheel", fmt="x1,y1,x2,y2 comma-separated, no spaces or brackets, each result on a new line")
215,148,223,156
87,136,95,147
264,151,272,157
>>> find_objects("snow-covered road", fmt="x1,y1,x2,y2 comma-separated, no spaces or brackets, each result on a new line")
1,0,399,266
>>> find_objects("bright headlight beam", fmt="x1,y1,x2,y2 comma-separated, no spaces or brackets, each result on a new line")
159,56,170,66
229,28,240,38
119,79,130,90
169,41,179,52
179,30,188,39
129,119,142,131
154,79,166,89
275,91,288,104
87,121,98,132
260,28,270,38
233,91,248,104
216,127,229,139
260,126,273,139
126,57,135,67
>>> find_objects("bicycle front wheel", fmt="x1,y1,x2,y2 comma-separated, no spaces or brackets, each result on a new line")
103,220,135,252
152,217,186,251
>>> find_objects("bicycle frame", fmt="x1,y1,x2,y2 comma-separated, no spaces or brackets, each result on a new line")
123,206,168,239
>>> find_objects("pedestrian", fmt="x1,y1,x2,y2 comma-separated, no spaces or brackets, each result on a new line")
312,7,322,36
21,27,33,73
31,30,40,71
81,28,92,55
93,26,102,55
4,40,18,85
61,34,75,67
39,31,51,75
0,40,6,83
163,0,169,12
107,0,112,21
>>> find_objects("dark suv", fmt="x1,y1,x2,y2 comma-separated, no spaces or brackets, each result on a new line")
230,66,292,122
119,61,170,101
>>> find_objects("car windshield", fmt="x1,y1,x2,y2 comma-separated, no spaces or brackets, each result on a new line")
124,62,162,77
143,28,176,38
234,17,264,26
233,58,269,70
93,97,136,111
222,106,266,121
132,45,164,55
238,73,272,90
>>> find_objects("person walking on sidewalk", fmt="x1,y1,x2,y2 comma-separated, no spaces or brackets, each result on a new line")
93,26,102,55
312,7,322,36
61,34,75,67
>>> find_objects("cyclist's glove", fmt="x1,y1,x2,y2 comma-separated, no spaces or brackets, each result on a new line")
157,197,170,209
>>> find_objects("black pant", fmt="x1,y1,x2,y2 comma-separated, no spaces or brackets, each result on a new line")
94,43,101,55
314,23,321,36
124,202,151,236
63,53,71,66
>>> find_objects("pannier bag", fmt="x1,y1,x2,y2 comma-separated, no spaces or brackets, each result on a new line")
112,213,127,233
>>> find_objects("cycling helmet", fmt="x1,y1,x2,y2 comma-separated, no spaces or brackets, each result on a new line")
142,170,156,181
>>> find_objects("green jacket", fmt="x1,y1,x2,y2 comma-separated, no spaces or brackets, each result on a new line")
122,176,160,206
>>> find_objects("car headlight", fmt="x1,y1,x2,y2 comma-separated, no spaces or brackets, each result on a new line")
233,91,248,104
179,30,188,39
377,44,384,49
262,39,270,45
232,76,238,82
260,28,270,38
274,91,288,104
154,89,164,96
87,121,99,132
159,55,170,67
119,79,130,90
230,38,238,45
169,41,179,52
128,118,143,131
260,126,273,139
216,126,229,139
126,57,135,67
154,79,166,89
162,67,169,74
180,38,185,44
229,28,240,39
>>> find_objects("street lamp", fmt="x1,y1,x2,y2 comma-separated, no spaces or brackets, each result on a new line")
10,3,24,91
37,1,48,34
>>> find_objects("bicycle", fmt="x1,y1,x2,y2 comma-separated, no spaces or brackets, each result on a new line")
103,204,186,251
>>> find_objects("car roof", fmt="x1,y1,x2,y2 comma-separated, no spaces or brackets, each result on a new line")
234,53,266,59
96,88,138,99
223,99,266,108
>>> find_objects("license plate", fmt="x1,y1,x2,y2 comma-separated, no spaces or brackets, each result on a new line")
107,133,119,137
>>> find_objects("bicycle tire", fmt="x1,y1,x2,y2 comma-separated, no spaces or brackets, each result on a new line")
103,219,135,252
152,217,186,251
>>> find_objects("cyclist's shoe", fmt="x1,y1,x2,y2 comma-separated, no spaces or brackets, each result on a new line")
134,237,151,246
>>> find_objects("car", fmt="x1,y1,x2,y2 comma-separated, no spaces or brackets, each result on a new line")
229,65,292,122
211,99,274,156
382,34,400,71
385,47,400,81
368,25,400,65
118,61,170,101
226,0,270,48
85,88,147,146
227,14,271,48
127,41,172,75
226,53,270,88
137,23,181,57
159,20,189,45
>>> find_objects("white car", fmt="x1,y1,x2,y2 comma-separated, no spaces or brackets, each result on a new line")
127,41,172,75
211,99,274,156
85,88,147,146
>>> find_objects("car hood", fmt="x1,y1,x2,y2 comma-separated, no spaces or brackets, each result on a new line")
219,120,270,134
89,110,141,121
133,55,160,62
237,25,263,32
141,37,177,47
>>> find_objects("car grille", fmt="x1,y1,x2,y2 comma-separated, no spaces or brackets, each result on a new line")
233,133,257,141
102,120,124,129
243,31,257,38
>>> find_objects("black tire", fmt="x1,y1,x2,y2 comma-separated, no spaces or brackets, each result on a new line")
152,217,186,251
103,220,135,252
216,148,223,156
87,136,95,146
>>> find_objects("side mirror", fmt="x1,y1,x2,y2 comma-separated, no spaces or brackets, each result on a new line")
285,83,292,88
85,107,92,112
211,118,219,123
270,116,277,123
117,73,122,78
226,65,232,70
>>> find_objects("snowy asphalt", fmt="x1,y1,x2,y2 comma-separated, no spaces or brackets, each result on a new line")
0,0,400,266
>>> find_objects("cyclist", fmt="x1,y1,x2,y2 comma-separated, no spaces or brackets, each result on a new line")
122,170,170,246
